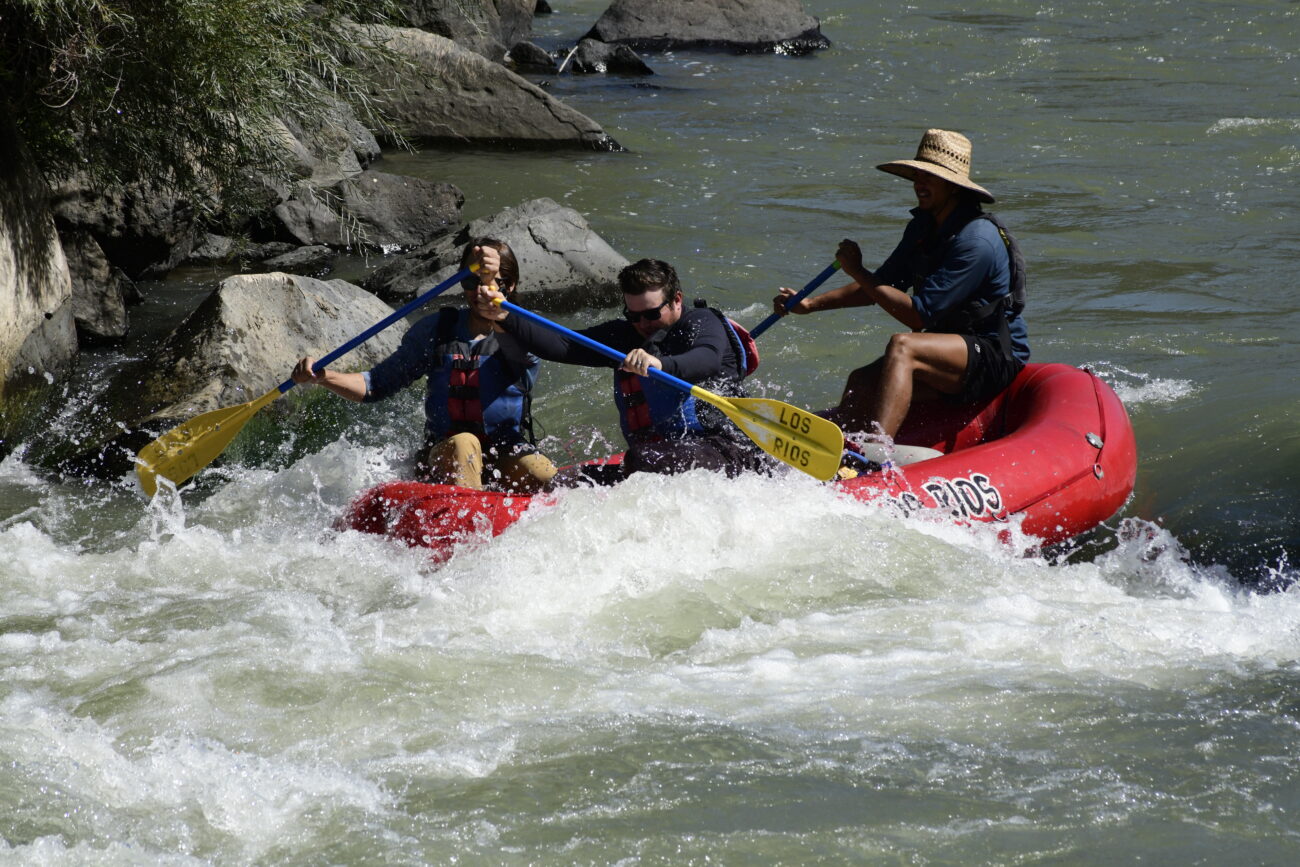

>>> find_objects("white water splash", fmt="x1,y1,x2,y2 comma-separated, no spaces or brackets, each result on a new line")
1086,361,1197,406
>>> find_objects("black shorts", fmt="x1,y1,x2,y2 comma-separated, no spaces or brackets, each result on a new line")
950,335,1024,404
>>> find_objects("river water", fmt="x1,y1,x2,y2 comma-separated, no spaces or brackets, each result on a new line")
3,0,1299,862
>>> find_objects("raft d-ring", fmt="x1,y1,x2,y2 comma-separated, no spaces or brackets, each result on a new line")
1086,432,1104,449
1093,463,1105,479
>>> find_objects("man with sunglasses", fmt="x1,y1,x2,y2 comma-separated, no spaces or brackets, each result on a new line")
477,257,767,480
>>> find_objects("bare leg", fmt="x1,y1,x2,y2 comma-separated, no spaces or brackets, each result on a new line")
837,333,970,438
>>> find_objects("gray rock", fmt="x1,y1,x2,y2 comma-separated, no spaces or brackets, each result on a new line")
50,174,199,279
364,197,628,311
187,235,300,268
402,0,536,61
567,38,654,75
117,273,409,429
61,230,139,344
585,0,830,54
188,233,238,264
261,245,336,276
60,273,410,478
273,95,382,189
351,24,622,151
207,94,382,249
1,115,77,454
272,170,464,251
507,40,560,74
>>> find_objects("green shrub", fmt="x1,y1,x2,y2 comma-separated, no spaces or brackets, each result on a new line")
1,0,400,205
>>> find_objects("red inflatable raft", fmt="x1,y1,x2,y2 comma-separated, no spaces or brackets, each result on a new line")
340,363,1137,558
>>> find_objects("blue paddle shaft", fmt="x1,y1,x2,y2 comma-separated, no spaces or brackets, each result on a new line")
277,267,475,394
748,260,841,339
499,300,698,396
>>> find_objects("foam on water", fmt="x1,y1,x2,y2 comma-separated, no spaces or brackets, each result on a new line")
1086,360,1197,407
5,2,1300,853
2,441,1296,862
5,427,1299,858
1207,117,1300,134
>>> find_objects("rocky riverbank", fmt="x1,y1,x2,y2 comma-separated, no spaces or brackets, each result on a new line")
0,0,828,480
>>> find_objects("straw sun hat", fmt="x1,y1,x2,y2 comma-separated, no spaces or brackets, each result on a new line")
877,129,995,204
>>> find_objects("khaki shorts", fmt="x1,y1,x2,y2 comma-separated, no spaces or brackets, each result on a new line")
420,432,557,494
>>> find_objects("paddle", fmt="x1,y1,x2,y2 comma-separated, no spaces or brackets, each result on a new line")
495,299,845,481
134,266,477,498
747,260,840,339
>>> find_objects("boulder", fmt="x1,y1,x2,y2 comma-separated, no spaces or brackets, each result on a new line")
205,94,383,253
364,197,628,311
128,273,408,426
351,24,622,151
261,245,335,276
507,40,560,74
585,0,830,54
401,0,536,61
51,175,199,279
272,169,464,251
187,235,300,268
567,38,654,75
272,97,382,190
61,230,140,344
60,273,411,478
0,116,77,455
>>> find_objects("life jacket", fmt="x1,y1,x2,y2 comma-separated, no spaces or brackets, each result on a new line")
613,302,754,441
428,307,535,445
699,299,760,377
912,210,1026,359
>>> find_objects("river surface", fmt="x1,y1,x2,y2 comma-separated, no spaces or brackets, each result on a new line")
3,1,1299,863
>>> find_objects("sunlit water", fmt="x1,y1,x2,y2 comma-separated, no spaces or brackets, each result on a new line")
4,0,1299,862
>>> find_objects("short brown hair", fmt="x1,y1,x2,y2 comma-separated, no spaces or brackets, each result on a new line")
618,258,681,299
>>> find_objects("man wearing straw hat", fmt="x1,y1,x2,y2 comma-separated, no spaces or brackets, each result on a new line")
773,129,1029,443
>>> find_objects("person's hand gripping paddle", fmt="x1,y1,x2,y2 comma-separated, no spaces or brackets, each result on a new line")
492,299,845,481
134,266,478,498
748,260,840,338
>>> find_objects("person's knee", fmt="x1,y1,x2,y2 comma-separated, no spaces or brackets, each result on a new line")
425,432,484,489
884,332,920,363
501,451,557,494
445,432,481,462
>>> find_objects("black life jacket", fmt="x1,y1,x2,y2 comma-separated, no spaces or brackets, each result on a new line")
613,301,756,440
913,210,1026,359
695,299,759,377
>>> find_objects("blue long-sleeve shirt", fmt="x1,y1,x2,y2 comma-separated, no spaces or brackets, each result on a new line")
362,307,539,446
874,204,1030,362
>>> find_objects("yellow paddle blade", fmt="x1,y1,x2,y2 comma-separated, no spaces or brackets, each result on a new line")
692,388,845,481
134,388,283,498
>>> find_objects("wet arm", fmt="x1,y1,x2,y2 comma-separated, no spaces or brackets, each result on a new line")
837,239,923,331
291,359,367,401
498,311,632,368
655,310,728,382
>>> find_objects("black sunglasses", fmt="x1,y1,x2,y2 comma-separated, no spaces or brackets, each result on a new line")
622,299,670,323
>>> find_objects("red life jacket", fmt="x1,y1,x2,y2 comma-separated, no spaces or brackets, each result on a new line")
446,354,484,432
615,302,757,438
